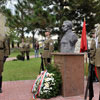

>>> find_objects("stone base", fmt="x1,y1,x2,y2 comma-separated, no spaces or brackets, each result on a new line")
52,53,84,97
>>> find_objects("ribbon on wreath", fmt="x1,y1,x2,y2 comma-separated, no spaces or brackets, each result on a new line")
32,70,47,99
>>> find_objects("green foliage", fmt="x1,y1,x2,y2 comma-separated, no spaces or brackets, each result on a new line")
38,64,62,99
67,0,100,35
54,41,58,51
0,0,9,8
1,0,100,50
16,54,24,60
7,29,20,42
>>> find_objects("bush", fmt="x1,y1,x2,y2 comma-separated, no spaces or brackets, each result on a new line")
54,42,58,51
16,55,24,60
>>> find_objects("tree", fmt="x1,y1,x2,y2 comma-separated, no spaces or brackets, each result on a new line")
0,0,12,12
7,29,20,48
37,0,70,50
2,0,100,50
41,0,100,50
25,0,56,47
0,0,9,7
66,0,100,35
1,0,30,39
95,0,100,24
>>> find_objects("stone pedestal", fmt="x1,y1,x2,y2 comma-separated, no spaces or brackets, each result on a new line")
52,53,84,97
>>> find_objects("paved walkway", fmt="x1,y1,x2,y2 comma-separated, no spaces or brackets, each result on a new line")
0,80,99,100
6,55,40,61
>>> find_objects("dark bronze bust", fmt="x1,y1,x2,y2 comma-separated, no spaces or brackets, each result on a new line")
60,20,78,53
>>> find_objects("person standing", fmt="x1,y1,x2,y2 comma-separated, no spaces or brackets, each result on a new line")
89,29,98,82
42,30,54,67
0,33,10,93
95,25,100,99
34,41,39,58
19,38,26,61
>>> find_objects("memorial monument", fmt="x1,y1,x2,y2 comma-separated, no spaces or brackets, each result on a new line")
52,20,84,97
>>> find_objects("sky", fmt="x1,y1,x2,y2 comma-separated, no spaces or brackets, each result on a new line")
6,0,17,14
6,0,58,41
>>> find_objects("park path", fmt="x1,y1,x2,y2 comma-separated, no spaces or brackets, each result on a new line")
0,80,99,100
6,55,40,61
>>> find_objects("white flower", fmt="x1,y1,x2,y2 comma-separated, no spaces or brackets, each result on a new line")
44,78,49,82
40,91,43,94
43,90,48,93
44,83,49,88
50,87,52,90
51,78,54,82
44,78,52,82
43,86,49,90
50,73,54,76
46,72,55,77
33,88,36,91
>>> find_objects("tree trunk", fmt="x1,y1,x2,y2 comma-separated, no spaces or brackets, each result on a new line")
32,31,35,48
21,33,24,39
21,12,24,39
17,42,19,48
21,27,24,39
12,41,14,48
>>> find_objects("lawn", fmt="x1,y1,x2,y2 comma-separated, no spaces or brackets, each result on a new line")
3,48,88,81
3,58,41,81
9,48,35,57
9,48,43,57
3,58,88,81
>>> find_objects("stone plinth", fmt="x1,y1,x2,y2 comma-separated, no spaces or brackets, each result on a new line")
52,53,84,97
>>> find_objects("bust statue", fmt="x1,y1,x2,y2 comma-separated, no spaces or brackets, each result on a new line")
60,20,78,53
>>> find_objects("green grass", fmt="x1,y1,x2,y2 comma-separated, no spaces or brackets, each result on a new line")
3,48,88,81
3,58,88,81
9,51,35,57
9,48,35,57
9,48,43,57
3,58,41,81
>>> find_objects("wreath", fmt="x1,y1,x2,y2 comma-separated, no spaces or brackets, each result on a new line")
32,64,62,99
